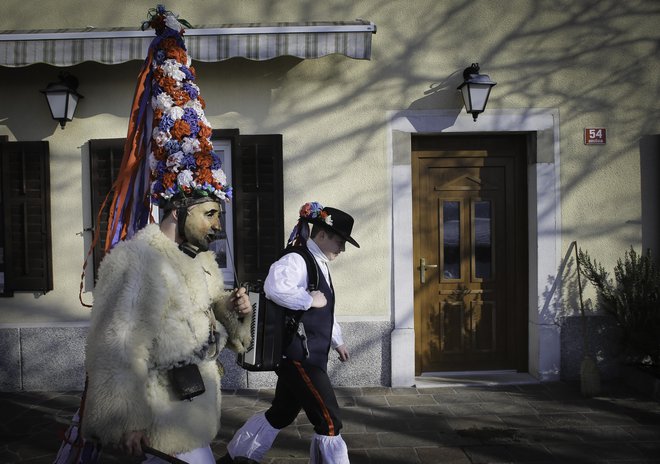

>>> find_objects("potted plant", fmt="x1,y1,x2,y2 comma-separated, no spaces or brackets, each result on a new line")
577,247,660,380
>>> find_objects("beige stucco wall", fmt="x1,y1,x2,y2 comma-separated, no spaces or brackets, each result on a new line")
1,0,659,324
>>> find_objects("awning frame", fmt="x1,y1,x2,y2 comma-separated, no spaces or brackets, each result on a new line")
0,23,376,41
0,21,376,67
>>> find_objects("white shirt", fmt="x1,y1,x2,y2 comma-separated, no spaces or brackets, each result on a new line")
264,239,344,349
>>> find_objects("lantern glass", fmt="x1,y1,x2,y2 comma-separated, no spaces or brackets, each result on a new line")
462,83,493,113
66,93,80,120
44,89,70,121
41,74,83,128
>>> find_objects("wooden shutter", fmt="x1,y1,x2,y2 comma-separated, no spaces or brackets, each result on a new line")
0,141,53,293
88,139,124,280
233,134,284,284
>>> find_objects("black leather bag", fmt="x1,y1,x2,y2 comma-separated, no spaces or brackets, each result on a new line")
170,363,205,401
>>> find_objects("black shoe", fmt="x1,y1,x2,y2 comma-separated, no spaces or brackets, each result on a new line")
235,458,260,464
217,453,234,464
217,453,260,464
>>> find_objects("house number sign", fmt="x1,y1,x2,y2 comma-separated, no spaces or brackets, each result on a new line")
584,128,606,145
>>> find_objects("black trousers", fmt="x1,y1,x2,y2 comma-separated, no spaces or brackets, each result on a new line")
264,359,343,436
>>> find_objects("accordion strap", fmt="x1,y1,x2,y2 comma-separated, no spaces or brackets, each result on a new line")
280,245,319,292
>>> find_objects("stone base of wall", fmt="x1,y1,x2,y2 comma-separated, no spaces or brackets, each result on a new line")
0,326,87,391
0,321,392,392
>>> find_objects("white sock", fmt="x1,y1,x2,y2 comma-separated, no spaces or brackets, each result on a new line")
227,412,280,461
309,433,349,464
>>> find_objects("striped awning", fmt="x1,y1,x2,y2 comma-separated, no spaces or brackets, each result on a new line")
0,20,376,67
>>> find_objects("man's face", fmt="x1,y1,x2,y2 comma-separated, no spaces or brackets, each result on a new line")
183,201,222,250
315,230,346,261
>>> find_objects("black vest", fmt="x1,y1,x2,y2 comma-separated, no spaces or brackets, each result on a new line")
283,266,334,370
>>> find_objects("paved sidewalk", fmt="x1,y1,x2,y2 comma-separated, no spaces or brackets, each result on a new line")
1,381,659,463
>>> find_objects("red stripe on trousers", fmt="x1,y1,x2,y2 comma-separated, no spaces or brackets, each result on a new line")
293,361,335,436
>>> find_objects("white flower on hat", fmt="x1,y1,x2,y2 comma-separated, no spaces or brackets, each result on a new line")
162,59,186,81
325,215,333,226
166,151,184,171
184,99,204,115
152,128,171,147
153,92,174,110
181,137,200,155
166,105,184,121
212,168,227,186
165,13,184,32
177,170,194,189
160,58,186,82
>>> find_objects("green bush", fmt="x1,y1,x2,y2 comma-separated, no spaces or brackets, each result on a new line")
577,247,660,365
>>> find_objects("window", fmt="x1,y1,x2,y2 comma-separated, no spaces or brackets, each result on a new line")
88,139,124,281
87,131,284,287
0,140,53,296
214,130,284,285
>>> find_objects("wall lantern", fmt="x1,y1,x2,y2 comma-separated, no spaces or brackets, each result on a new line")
40,72,84,129
457,63,496,121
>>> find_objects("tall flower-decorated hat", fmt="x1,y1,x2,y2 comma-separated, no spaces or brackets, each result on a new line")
103,5,231,251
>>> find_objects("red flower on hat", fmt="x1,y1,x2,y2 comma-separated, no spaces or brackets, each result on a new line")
159,76,178,95
163,172,177,189
299,203,311,217
198,123,212,139
152,144,167,161
196,153,213,168
153,67,165,83
161,38,188,64
171,119,191,139
196,168,213,184
170,89,191,106
198,138,212,154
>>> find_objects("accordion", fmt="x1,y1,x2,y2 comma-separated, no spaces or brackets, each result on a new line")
237,246,319,371
237,283,286,371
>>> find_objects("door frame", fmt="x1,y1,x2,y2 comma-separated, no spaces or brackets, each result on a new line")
388,109,562,387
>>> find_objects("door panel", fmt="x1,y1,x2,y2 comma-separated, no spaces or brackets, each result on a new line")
412,136,528,374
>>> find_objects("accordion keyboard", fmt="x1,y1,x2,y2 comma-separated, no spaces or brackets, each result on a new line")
239,290,261,366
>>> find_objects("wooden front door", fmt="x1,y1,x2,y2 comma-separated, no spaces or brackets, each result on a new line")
412,134,528,374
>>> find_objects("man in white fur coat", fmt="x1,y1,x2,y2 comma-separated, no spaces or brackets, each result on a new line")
80,6,252,463
82,198,252,463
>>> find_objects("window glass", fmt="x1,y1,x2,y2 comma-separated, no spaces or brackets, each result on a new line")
474,200,492,279
443,201,460,279
208,139,235,287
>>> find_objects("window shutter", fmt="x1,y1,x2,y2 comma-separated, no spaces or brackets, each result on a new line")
88,139,124,280
0,141,53,293
233,134,284,284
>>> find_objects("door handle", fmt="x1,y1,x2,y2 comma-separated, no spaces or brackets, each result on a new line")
419,258,438,284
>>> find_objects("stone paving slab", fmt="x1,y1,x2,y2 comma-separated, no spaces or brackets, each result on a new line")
0,382,659,463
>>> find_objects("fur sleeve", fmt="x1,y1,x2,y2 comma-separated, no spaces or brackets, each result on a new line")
83,241,160,444
213,292,252,353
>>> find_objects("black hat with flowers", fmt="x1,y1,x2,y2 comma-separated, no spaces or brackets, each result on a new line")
288,202,360,248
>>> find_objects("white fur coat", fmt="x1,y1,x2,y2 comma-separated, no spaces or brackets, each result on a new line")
82,224,251,454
